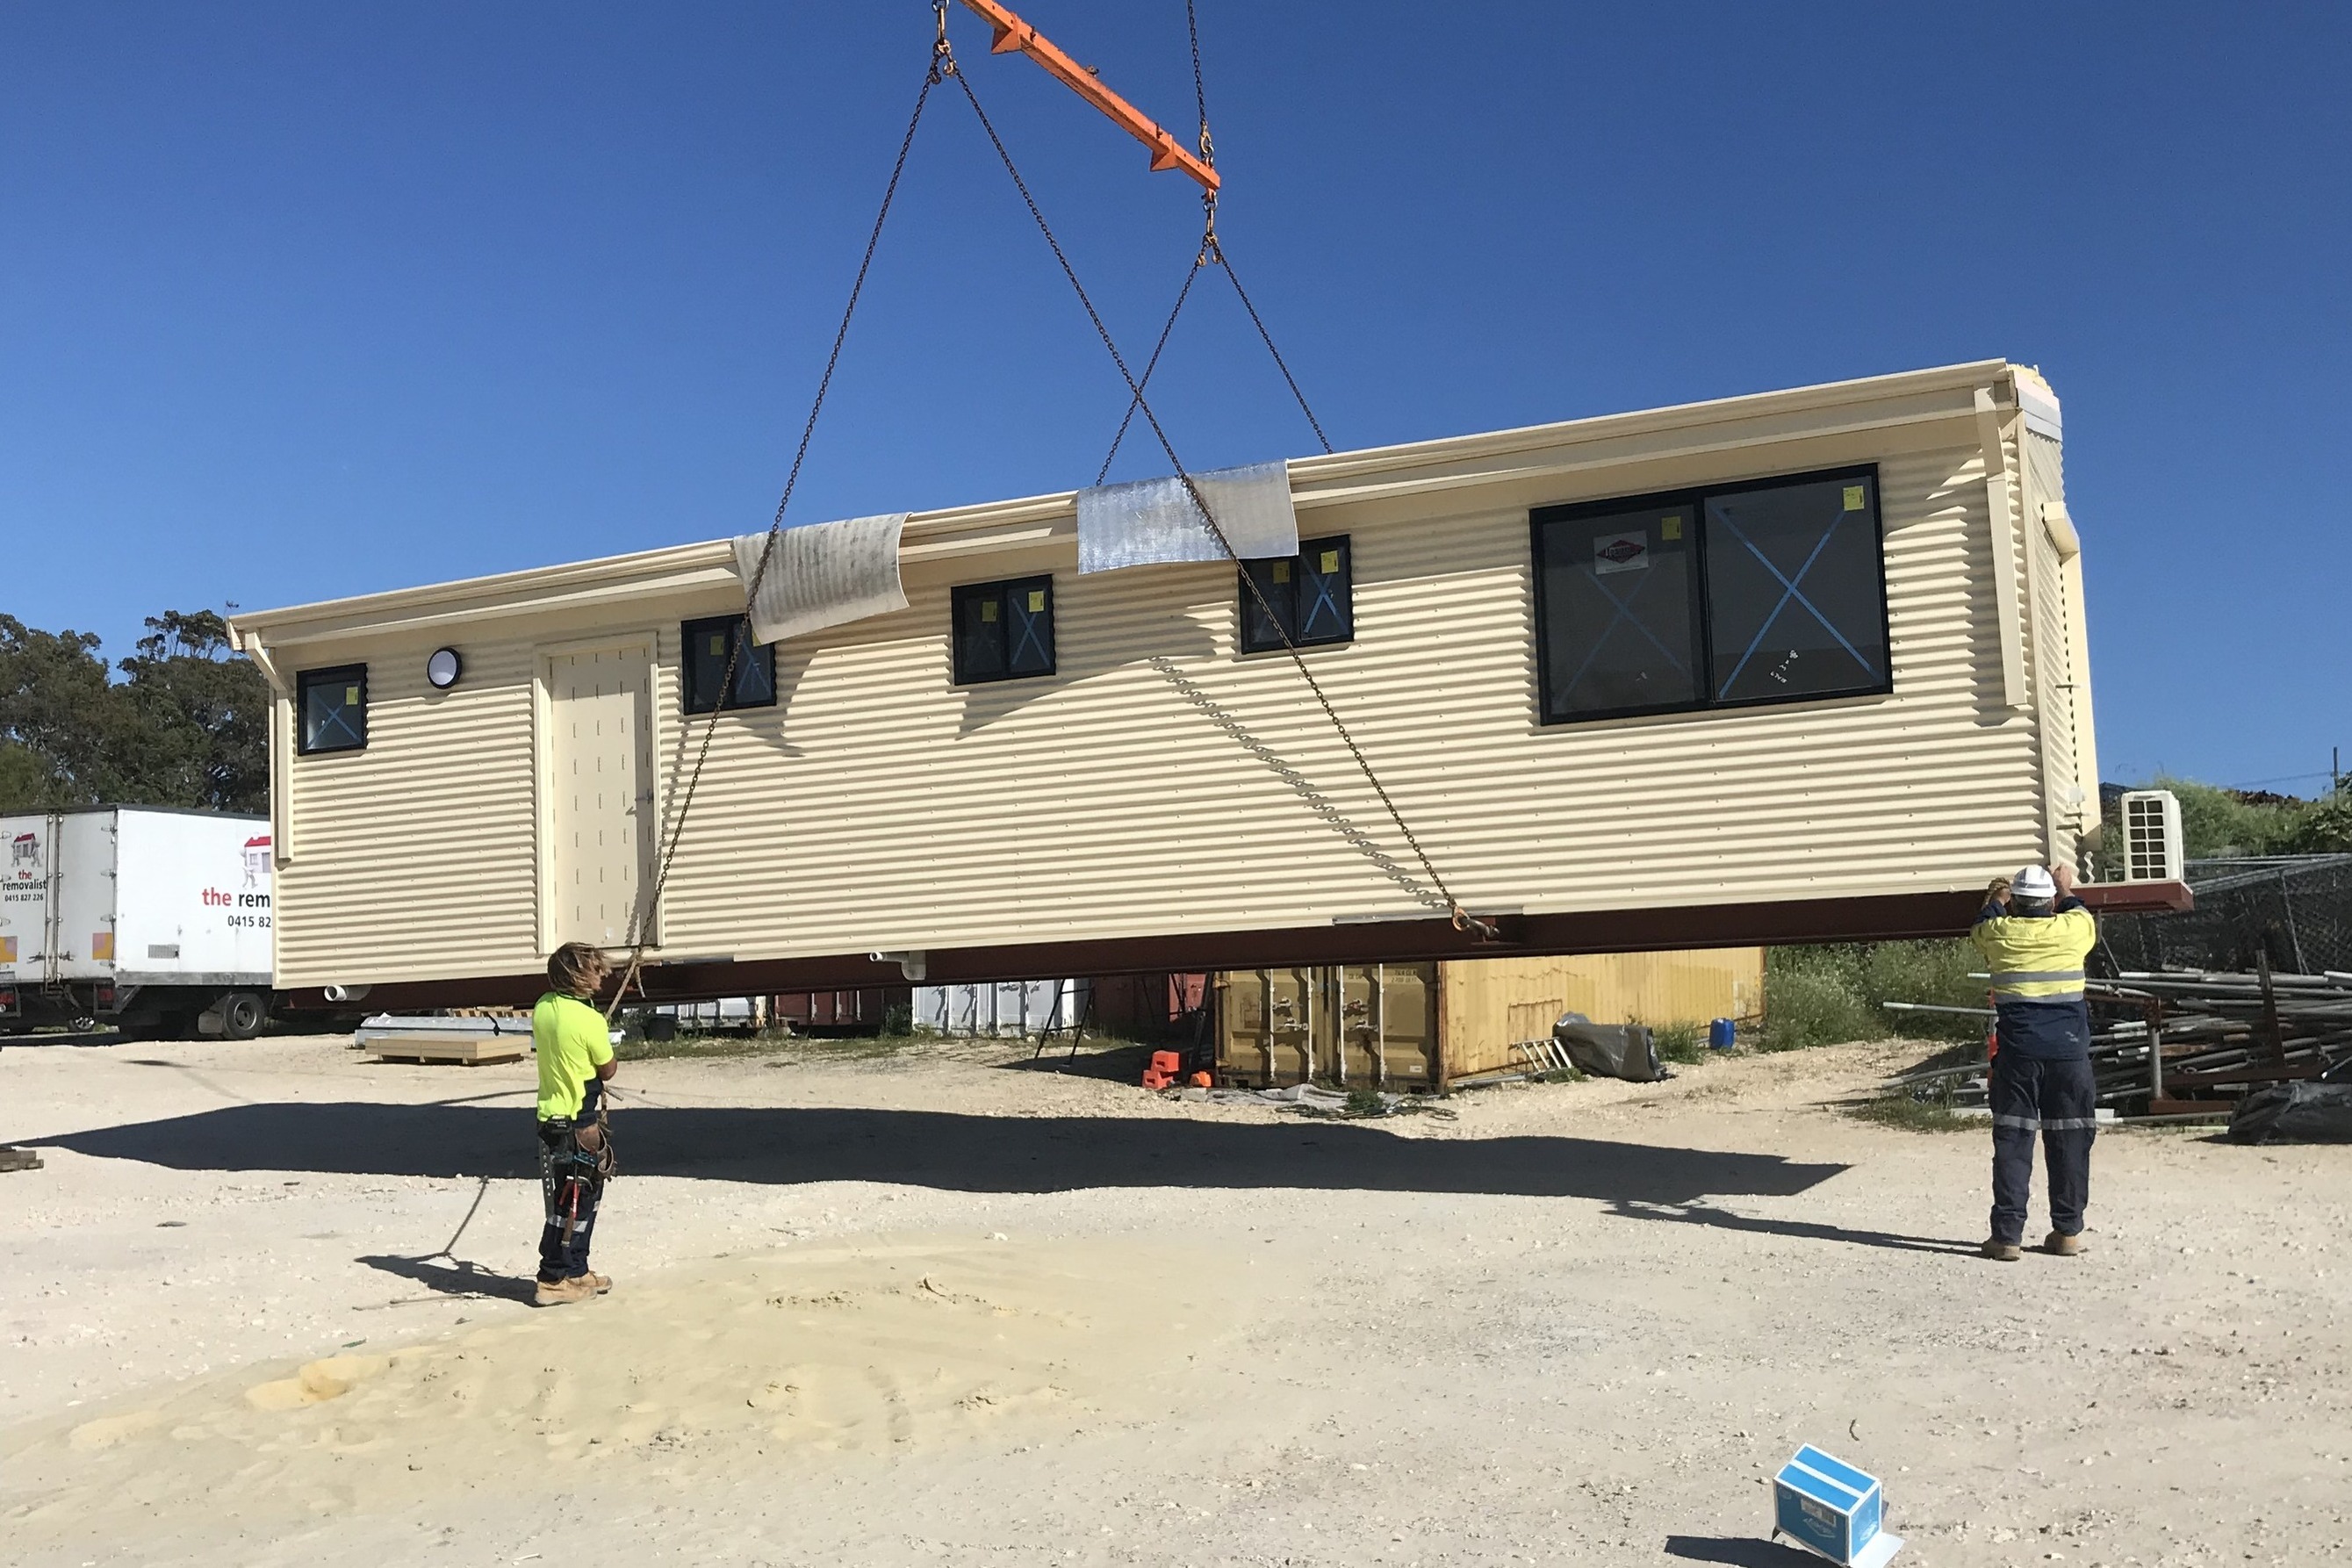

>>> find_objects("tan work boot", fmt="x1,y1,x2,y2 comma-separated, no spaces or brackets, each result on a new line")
2043,1230,2086,1256
534,1276,596,1307
586,1272,613,1293
1982,1239,2023,1262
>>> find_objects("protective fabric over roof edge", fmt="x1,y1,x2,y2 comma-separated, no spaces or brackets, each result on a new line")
731,514,910,644
1075,460,1298,574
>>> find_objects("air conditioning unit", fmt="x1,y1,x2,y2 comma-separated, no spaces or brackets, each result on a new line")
2119,789,2183,882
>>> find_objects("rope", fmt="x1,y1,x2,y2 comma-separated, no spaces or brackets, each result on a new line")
605,38,946,1019
951,67,1488,936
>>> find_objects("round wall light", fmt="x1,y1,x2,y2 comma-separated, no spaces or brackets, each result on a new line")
425,648,464,690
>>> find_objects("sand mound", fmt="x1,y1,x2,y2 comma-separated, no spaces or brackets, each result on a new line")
4,1234,1236,1543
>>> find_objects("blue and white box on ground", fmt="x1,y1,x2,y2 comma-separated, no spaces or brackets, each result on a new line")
1773,1445,1902,1566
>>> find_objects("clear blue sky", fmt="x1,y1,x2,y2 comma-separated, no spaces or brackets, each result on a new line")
3,4,2344,792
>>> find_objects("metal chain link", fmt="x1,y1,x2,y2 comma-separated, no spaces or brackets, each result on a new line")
952,67,1486,935
606,43,946,1018
1096,254,1203,484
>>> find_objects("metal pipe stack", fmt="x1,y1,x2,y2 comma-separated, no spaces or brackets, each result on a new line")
1883,968,2352,1121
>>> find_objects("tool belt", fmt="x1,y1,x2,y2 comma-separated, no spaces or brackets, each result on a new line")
540,1109,618,1183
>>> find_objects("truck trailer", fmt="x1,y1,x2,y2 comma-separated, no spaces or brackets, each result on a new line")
0,806,277,1039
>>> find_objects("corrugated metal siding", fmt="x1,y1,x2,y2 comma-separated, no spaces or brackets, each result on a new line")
274,642,545,988
2022,429,2095,848
272,437,2050,989
2022,438,2076,852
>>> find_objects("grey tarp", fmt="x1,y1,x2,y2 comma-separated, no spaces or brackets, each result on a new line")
731,513,910,644
1075,460,1298,574
2227,1082,2352,1144
1552,1012,1667,1082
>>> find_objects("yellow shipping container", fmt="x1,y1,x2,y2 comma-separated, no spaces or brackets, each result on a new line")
1215,949,1761,1089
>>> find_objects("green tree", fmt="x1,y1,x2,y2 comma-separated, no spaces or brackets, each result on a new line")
0,610,268,815
0,615,136,809
116,610,270,812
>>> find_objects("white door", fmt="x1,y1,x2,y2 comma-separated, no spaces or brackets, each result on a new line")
547,645,656,949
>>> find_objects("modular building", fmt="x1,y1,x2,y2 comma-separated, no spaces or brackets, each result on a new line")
227,361,2177,1011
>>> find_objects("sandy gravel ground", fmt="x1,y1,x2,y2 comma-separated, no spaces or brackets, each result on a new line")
2,1030,2347,1568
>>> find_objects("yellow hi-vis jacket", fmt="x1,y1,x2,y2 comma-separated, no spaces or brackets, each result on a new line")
1970,897,2098,1059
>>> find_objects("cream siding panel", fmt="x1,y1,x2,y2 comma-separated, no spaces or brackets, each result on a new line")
275,641,547,988
2020,431,2076,861
261,392,2062,988
2024,430,2098,847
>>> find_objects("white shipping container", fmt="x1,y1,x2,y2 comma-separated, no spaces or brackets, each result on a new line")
917,979,1083,1037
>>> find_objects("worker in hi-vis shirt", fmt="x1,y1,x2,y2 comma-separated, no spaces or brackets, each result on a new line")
1971,863,2100,1262
532,942,619,1306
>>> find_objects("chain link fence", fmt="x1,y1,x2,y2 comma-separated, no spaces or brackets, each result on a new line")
2098,854,2352,977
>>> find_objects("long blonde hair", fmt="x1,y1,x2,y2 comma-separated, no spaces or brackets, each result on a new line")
547,942,610,998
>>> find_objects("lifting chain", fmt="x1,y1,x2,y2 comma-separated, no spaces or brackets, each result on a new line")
932,0,959,81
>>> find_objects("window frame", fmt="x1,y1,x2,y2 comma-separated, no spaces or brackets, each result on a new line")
950,574,1057,686
1238,535,1355,655
295,663,370,757
680,614,778,716
1529,463,1889,727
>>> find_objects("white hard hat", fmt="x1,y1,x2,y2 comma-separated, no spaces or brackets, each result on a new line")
2011,865,2056,900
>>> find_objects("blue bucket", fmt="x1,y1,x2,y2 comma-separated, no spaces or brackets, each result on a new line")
1708,1018,1737,1052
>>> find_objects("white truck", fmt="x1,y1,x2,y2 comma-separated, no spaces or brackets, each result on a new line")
0,806,277,1039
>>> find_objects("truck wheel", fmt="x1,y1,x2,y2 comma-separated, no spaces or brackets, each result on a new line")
219,992,269,1041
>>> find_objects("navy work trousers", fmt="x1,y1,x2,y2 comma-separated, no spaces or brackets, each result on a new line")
1989,1052,2097,1245
536,1118,605,1284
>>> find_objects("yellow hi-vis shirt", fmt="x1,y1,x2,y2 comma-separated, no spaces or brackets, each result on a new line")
534,991,614,1121
1970,900,2098,1058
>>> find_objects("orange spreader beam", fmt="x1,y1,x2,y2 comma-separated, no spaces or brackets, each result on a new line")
955,0,1222,193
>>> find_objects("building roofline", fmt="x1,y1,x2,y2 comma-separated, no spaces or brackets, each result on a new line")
230,357,2026,652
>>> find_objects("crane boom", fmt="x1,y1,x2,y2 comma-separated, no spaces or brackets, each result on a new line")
954,0,1221,193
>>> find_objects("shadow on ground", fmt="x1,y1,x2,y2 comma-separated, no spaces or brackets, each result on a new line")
356,1253,539,1305
994,1039,1160,1083
1609,1199,1981,1257
39,1104,1847,1205
1663,1536,1822,1566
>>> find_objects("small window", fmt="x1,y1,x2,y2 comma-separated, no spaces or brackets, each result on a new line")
296,664,368,755
953,575,1056,685
1531,465,1888,724
681,615,776,714
1240,536,1354,653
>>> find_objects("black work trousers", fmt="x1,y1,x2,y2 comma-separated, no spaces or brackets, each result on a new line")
536,1118,605,1284
1989,1052,2097,1245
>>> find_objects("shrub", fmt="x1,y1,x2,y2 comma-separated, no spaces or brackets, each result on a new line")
1758,958,1876,1052
1653,1019,1708,1065
1760,939,1988,1051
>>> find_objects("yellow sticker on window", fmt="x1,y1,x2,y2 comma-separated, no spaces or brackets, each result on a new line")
1272,561,1291,583
1320,550,1340,575
1843,485,1866,512
981,601,998,622
1027,589,1046,613
1660,514,1682,541
344,686,360,706
708,635,726,657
